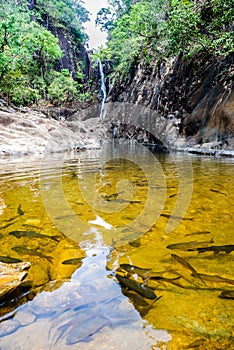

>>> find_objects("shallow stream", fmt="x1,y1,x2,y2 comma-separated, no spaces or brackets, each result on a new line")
0,143,233,349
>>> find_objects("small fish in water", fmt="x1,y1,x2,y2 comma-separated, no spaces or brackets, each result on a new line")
116,274,158,300
129,238,141,247
139,296,163,317
210,189,227,196
185,231,211,237
12,246,53,263
120,264,152,277
149,276,181,284
171,254,206,286
0,256,23,264
169,194,177,198
197,244,234,255
160,213,193,221
119,264,171,280
171,254,198,275
0,221,17,230
17,204,24,216
191,273,234,285
167,238,214,251
218,290,234,299
184,339,206,348
9,230,60,242
114,199,142,204
62,258,83,265
103,191,124,201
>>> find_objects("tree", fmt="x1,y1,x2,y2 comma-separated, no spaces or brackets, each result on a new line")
97,0,233,79
96,0,132,32
0,0,91,105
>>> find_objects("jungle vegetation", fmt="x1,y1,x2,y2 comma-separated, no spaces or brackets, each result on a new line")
0,0,89,105
0,0,233,106
96,0,234,78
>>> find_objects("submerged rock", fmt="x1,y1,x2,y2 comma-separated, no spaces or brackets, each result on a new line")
0,261,31,299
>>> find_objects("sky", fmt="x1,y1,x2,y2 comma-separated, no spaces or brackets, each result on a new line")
83,0,108,49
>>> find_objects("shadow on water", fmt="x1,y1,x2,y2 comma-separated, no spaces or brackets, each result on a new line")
0,143,233,349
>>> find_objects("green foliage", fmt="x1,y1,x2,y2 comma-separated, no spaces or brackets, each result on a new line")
47,68,93,105
0,0,91,106
166,0,234,55
47,69,78,105
166,1,201,54
96,0,132,31
37,0,89,42
97,0,234,77
97,0,168,77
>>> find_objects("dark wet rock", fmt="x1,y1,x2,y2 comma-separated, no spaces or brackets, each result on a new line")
27,1,90,81
108,52,234,153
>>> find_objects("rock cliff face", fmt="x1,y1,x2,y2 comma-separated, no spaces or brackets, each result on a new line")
28,0,90,80
108,52,234,151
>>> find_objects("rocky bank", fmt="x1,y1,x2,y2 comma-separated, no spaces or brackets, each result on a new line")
0,104,109,157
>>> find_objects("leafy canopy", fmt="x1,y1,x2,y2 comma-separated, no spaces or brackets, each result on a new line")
96,0,234,77
0,0,91,106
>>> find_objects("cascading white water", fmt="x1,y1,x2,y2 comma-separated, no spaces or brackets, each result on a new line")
98,59,107,119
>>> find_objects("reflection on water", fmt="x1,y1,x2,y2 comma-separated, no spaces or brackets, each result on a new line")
0,143,233,349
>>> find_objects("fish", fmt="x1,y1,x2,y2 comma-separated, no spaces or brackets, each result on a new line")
129,238,141,247
3,216,19,223
185,231,211,237
218,290,234,299
115,274,158,300
171,254,198,274
103,191,124,201
171,254,206,286
0,256,23,264
149,276,182,284
184,339,206,348
0,221,17,230
103,193,141,204
120,264,152,277
191,273,234,285
11,246,53,263
115,199,142,204
62,258,83,265
160,213,193,221
17,204,24,216
139,296,163,317
169,194,177,198
9,230,60,242
197,245,234,255
210,189,227,196
167,238,214,251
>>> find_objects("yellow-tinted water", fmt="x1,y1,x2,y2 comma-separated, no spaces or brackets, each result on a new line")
0,143,233,349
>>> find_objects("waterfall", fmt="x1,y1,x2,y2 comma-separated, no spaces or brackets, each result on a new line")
98,59,107,119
